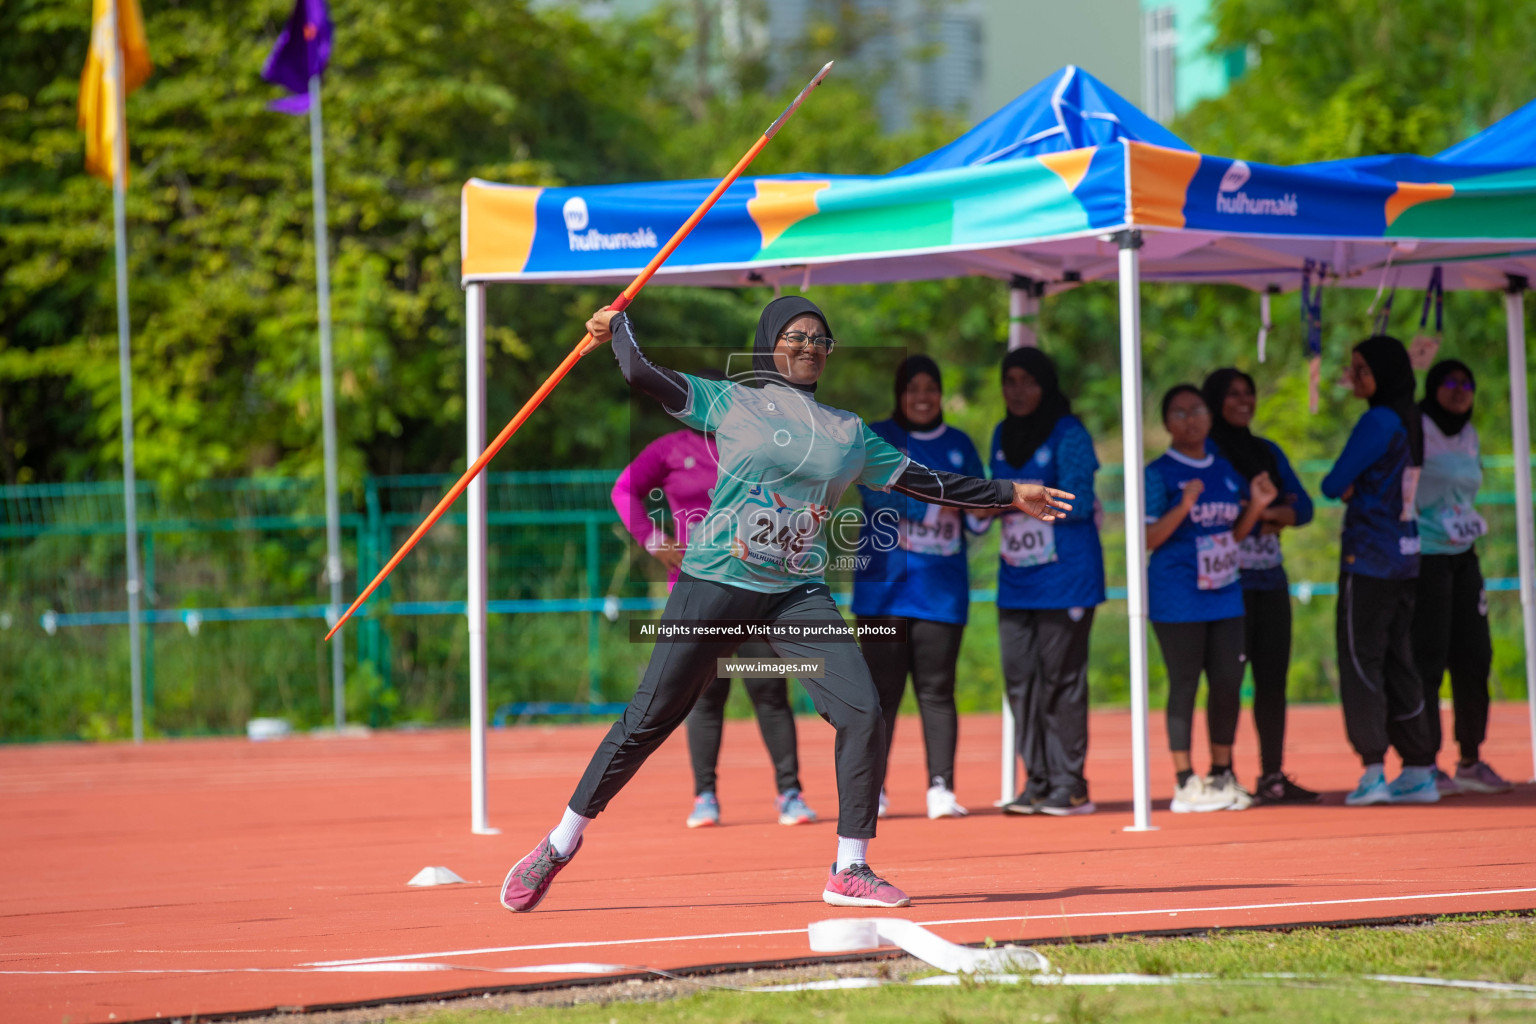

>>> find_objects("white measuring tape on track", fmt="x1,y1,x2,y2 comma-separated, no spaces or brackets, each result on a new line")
303,885,1536,968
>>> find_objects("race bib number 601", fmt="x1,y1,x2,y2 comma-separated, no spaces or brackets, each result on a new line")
1001,514,1057,568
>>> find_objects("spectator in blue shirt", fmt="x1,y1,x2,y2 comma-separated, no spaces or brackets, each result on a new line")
1145,385,1276,813
855,355,986,821
1202,369,1319,806
1321,335,1438,807
983,347,1106,817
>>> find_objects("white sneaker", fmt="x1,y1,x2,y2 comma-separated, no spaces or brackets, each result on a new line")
877,788,890,819
1206,771,1252,811
926,779,968,819
1170,774,1235,813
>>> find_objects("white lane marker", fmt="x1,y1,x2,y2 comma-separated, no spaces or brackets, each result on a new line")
303,886,1536,967
0,962,631,976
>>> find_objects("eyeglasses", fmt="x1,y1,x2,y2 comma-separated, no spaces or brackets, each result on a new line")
1167,407,1210,422
779,330,836,354
1440,378,1475,393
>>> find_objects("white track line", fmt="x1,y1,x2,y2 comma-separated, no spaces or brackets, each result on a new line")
304,886,1536,967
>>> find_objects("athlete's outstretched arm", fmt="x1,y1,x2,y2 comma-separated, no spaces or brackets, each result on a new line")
892,463,1073,523
591,308,692,414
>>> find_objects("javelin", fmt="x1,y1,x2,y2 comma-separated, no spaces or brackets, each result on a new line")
325,61,835,642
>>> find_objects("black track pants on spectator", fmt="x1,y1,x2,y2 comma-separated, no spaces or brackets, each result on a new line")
1336,572,1434,767
858,617,965,791
686,641,802,796
570,573,885,838
1151,616,1245,754
999,607,1095,801
1243,586,1294,776
1411,550,1493,764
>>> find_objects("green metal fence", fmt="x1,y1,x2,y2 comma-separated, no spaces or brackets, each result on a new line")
2,460,1531,740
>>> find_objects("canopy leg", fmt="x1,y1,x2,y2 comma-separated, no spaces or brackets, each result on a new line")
997,690,1017,806
467,283,498,835
1117,232,1156,831
1008,275,1042,350
1505,276,1536,783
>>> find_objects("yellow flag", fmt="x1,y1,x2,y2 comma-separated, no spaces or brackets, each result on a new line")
77,0,153,184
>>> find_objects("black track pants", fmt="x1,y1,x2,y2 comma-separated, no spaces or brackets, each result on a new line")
686,640,802,796
858,617,965,791
1243,586,1294,776
1151,616,1245,753
570,574,885,838
1411,550,1493,764
999,607,1095,801
1336,572,1434,767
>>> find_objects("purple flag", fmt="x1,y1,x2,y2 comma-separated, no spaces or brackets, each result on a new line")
261,0,332,115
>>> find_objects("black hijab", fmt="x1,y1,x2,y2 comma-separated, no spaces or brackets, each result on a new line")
1355,334,1424,465
752,295,828,395
999,347,1071,468
1202,368,1280,483
892,355,943,432
1420,358,1475,437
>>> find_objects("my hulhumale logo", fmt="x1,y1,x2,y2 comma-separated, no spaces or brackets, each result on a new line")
1215,160,1299,217
562,194,660,253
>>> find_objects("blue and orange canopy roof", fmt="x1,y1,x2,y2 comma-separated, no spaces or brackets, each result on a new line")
462,67,1536,294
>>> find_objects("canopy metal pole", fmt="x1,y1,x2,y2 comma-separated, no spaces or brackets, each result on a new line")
109,0,145,745
466,283,497,834
1117,230,1155,831
998,690,1016,805
1504,276,1536,783
308,74,346,729
1008,275,1040,350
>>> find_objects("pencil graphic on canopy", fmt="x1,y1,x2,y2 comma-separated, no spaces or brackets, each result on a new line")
325,61,835,642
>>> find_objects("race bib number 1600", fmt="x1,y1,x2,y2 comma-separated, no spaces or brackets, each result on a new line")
1196,531,1240,591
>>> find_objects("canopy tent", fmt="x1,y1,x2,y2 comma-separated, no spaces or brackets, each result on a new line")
456,64,1536,833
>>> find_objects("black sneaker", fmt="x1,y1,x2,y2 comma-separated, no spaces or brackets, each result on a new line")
1003,794,1043,815
1253,771,1320,805
1039,790,1096,816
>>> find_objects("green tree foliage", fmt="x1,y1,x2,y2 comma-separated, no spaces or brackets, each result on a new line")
0,0,676,488
1184,0,1536,163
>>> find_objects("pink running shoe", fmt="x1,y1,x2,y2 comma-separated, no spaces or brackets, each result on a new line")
822,862,911,908
500,833,581,913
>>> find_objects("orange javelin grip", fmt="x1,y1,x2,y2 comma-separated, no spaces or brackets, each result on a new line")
326,62,834,642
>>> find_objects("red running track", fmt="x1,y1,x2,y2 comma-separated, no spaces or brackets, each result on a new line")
2,704,1534,1024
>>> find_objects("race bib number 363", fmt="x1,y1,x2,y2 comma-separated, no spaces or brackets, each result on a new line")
1001,514,1056,568
1196,531,1240,591
1441,504,1488,545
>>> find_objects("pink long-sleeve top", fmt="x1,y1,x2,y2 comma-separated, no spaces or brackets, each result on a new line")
610,429,718,588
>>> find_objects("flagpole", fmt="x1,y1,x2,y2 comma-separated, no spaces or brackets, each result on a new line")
308,72,346,729
109,0,146,744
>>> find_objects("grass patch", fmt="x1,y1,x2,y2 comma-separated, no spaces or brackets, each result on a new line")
338,917,1536,1024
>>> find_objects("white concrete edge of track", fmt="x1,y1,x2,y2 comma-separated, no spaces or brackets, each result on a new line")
299,885,1536,967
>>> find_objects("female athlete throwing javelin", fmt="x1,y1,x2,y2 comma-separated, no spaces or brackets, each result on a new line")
500,296,1072,911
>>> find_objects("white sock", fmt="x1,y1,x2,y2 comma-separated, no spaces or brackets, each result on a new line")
549,807,591,858
835,836,869,874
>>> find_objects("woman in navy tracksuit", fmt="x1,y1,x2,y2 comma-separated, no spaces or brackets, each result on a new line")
1202,369,1319,805
1321,335,1437,806
987,347,1106,816
854,355,986,820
